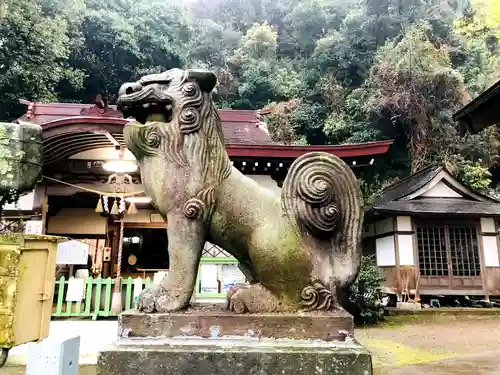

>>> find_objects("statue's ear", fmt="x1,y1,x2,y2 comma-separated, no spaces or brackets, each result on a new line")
185,69,217,93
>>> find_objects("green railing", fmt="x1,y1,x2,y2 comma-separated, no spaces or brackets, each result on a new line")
51,257,239,320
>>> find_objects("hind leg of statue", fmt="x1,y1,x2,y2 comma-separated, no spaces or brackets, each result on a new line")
137,210,205,313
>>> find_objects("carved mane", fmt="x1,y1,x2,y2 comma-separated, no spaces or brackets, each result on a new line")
123,71,232,220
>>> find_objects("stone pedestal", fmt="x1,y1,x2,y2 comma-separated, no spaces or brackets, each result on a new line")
98,337,372,375
118,304,354,341
97,305,373,375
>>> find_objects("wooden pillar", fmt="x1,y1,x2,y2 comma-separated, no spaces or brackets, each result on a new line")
393,216,402,302
41,199,48,235
111,225,119,277
411,218,421,302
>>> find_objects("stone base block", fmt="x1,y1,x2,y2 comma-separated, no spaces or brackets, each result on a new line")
97,338,373,375
119,304,353,342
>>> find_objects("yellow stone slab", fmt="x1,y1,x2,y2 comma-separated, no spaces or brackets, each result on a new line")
0,245,20,348
0,314,14,347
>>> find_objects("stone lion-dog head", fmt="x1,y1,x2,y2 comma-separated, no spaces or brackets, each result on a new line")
117,68,232,221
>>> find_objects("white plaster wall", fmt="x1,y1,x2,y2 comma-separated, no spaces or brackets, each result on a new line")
375,218,394,235
480,217,496,233
376,235,396,266
396,216,412,231
248,175,281,195
482,236,500,267
397,234,414,266
3,190,35,210
420,181,462,198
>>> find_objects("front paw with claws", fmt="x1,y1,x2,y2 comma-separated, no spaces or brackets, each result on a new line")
137,285,161,313
137,285,187,313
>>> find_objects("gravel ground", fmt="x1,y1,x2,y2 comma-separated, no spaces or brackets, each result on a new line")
356,315,500,368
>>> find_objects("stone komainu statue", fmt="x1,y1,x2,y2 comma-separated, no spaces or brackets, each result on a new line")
117,69,363,314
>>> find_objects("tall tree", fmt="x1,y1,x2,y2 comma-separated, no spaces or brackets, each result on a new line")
60,0,193,103
0,0,82,119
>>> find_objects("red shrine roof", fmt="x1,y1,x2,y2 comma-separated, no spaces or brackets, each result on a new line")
18,99,274,145
17,98,392,163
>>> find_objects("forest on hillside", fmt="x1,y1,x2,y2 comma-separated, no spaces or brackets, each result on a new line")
0,0,499,201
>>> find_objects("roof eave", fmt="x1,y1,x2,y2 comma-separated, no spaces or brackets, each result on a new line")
225,141,393,158
370,206,500,217
453,80,500,135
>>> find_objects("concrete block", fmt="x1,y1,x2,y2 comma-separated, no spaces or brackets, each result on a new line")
26,335,80,375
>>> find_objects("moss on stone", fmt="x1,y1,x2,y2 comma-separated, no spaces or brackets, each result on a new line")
0,234,24,247
0,245,20,348
381,312,500,328
359,338,457,368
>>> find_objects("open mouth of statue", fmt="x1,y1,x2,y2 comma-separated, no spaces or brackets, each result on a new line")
117,84,173,125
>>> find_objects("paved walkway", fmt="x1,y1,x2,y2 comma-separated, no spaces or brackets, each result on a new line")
7,320,117,366
4,317,500,374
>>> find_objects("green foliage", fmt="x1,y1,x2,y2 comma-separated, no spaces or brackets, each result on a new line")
0,125,22,211
360,23,467,172
360,176,400,206
447,156,493,191
1,0,500,195
347,255,386,325
458,161,492,191
0,0,83,118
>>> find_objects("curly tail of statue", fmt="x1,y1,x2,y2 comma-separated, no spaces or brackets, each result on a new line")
281,152,363,296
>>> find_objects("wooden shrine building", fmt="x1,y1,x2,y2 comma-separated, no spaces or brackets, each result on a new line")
364,165,500,300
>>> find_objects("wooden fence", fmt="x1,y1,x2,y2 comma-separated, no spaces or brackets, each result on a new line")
52,257,239,320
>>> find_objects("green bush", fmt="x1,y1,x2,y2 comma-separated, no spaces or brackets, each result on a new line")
346,255,385,325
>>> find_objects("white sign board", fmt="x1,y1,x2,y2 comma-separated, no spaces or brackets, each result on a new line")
56,240,89,265
24,220,43,235
65,277,85,302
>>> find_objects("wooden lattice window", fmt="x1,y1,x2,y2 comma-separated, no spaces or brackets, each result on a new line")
417,225,481,277
448,227,481,277
417,227,448,276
